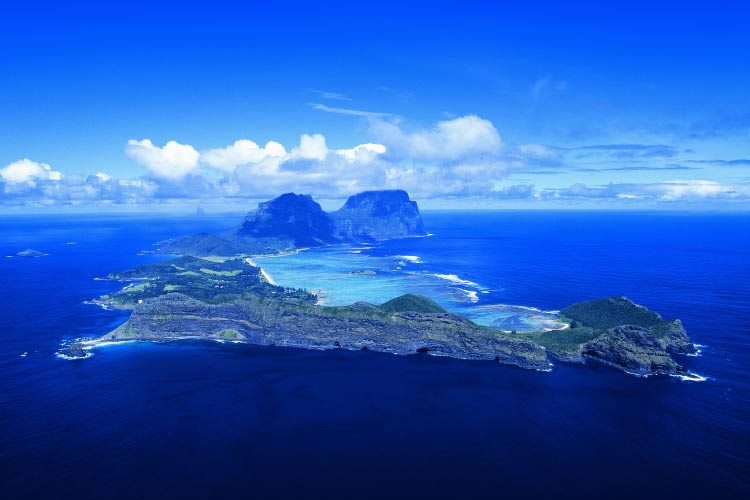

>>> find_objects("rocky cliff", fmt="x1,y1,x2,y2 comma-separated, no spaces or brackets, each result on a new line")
232,193,338,247
71,254,698,378
533,296,696,375
102,292,549,370
331,190,427,241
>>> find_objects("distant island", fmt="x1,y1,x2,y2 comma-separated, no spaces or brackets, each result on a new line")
160,189,427,257
64,190,697,377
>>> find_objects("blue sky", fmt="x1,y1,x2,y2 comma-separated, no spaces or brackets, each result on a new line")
1,1,749,210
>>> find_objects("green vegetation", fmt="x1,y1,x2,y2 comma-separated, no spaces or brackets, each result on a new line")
561,296,663,330
104,255,314,307
124,283,153,293
521,297,687,362
160,232,295,258
221,329,239,339
200,268,243,277
380,294,447,314
200,255,235,263
526,327,601,354
321,302,388,319
97,254,693,374
159,233,250,258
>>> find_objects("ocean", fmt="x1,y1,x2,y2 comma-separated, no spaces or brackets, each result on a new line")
0,211,748,499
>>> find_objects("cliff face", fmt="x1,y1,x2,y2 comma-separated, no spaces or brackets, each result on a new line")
542,296,697,375
581,325,685,375
233,193,338,248
330,190,427,241
104,292,550,371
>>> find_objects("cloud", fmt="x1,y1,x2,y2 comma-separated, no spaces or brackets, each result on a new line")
623,112,750,141
657,180,739,201
377,86,414,102
686,159,750,166
336,143,387,162
120,115,556,202
491,184,535,199
292,133,329,161
125,139,200,180
0,159,62,186
531,75,567,100
572,143,679,159
573,165,698,172
687,112,750,139
201,139,286,173
523,169,565,175
311,90,351,101
9,113,747,208
214,134,389,198
310,103,396,119
370,114,503,162
547,180,750,202
0,166,160,206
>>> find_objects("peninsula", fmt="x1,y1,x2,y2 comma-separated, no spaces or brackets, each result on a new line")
66,190,697,377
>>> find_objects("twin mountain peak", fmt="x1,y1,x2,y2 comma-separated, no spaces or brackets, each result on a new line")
164,190,427,256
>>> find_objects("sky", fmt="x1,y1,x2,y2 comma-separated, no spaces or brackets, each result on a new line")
1,1,749,211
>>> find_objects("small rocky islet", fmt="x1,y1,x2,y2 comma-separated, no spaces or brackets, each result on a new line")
69,190,697,377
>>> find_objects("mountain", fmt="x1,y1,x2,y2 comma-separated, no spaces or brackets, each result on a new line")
331,190,427,241
160,190,427,258
232,193,338,248
160,233,250,257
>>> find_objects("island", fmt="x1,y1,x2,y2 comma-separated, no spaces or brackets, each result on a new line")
63,190,698,378
159,189,428,257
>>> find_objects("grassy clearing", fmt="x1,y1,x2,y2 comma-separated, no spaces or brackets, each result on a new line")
527,327,602,353
200,268,243,277
200,255,231,263
124,283,152,293
221,329,239,339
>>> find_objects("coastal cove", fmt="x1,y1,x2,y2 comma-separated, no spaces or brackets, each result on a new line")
1,210,748,498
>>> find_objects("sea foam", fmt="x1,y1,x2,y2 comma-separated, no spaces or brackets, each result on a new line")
432,273,479,287
670,372,708,382
396,255,423,264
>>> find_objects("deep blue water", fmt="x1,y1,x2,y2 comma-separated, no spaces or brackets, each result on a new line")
1,211,748,499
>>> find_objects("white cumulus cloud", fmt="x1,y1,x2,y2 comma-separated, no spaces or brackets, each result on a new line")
0,158,62,185
658,180,735,201
125,139,200,180
201,139,286,173
336,143,387,162
291,133,329,161
369,115,502,162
